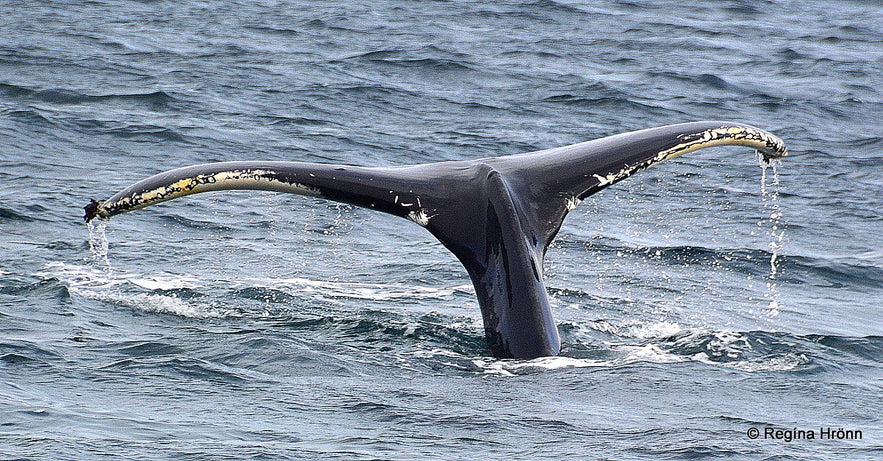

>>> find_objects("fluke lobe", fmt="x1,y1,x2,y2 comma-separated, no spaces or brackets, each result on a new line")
84,121,787,359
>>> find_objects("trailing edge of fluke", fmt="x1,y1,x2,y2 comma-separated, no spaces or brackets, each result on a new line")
84,121,787,359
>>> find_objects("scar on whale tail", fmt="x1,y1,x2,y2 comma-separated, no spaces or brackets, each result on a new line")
84,121,787,359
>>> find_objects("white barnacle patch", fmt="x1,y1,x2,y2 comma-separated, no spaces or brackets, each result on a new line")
702,129,713,142
580,125,785,199
565,196,582,211
407,209,434,227
658,125,786,162
101,167,321,217
593,163,638,188
593,174,611,186
210,169,320,196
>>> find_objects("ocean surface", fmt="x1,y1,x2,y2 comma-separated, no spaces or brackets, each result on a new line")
1,1,881,459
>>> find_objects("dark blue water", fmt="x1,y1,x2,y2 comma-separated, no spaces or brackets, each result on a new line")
1,1,881,459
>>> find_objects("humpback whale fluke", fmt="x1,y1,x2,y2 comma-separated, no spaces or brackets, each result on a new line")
84,121,787,359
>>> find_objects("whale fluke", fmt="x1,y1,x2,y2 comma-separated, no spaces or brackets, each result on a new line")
84,121,786,359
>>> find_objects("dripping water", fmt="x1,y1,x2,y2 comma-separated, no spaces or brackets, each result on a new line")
86,219,111,269
758,152,784,315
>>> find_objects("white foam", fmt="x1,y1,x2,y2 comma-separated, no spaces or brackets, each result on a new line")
40,262,227,319
42,261,125,291
128,275,201,290
616,344,686,364
624,321,685,339
244,276,458,302
692,349,808,372
466,329,803,376
91,291,225,318
471,347,682,376
520,356,609,369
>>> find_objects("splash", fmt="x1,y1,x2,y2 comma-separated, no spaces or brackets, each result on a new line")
73,221,227,318
758,152,785,315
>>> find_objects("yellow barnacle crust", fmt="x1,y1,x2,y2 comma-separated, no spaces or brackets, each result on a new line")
587,124,786,192
96,168,320,219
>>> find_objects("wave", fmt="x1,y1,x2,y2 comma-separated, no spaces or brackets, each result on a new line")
245,25,302,37
356,317,855,377
238,276,464,302
806,334,883,363
0,207,37,223
9,254,860,380
97,356,261,384
0,341,61,368
542,93,660,112
346,54,475,73
37,255,877,377
1,108,57,127
0,278,71,302
316,82,421,100
39,261,468,321
555,239,883,290
0,82,177,109
116,340,187,358
786,255,883,289
331,45,484,80
408,319,881,377
101,124,190,143
158,213,239,232
845,136,882,149
562,321,813,371
264,115,334,127
467,323,867,377
645,71,739,92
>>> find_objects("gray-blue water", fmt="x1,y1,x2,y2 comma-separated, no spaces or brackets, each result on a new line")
1,1,881,459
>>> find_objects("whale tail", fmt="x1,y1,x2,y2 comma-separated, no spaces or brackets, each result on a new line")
85,121,786,359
